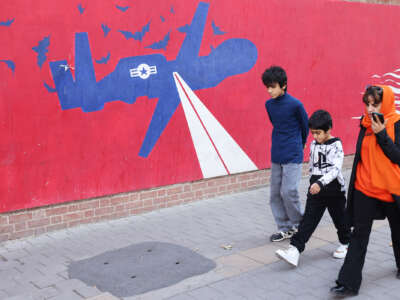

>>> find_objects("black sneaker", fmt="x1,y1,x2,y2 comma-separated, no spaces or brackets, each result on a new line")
270,230,293,242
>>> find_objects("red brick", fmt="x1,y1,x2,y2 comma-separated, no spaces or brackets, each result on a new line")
110,211,129,219
218,186,227,192
167,186,183,195
100,198,110,207
203,187,218,194
195,191,203,198
130,193,139,201
166,200,182,208
143,199,153,207
111,196,129,206
248,180,259,187
115,205,126,212
230,177,237,183
180,192,194,200
12,229,35,239
131,207,154,214
126,200,143,209
0,225,13,234
79,201,99,210
140,190,157,200
0,216,7,225
154,197,166,205
68,205,80,212
241,182,248,189
47,223,68,232
206,180,216,187
213,179,228,187
192,182,207,191
28,218,50,228
84,210,94,218
46,207,68,217
157,190,166,197
51,215,62,224
63,213,83,222
15,222,26,231
9,213,33,224
95,207,114,216
32,210,46,219
227,183,241,191
183,185,191,192
167,194,179,202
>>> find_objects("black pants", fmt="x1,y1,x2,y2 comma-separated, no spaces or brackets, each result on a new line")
337,189,400,292
290,189,350,253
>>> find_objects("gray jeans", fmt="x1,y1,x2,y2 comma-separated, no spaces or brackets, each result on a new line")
270,163,303,232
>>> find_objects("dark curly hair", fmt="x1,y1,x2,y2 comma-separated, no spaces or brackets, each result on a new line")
261,66,287,91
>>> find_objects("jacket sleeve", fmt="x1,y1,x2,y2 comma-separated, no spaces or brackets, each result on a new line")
316,141,344,188
375,120,400,166
297,103,309,147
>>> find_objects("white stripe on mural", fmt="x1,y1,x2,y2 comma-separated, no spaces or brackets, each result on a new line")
173,72,258,178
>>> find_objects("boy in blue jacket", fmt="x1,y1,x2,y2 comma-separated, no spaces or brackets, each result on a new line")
262,66,309,242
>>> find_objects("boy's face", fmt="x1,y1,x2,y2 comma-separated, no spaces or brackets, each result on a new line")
310,129,331,144
266,83,286,99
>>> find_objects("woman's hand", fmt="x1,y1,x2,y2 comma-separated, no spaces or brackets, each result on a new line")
371,115,387,134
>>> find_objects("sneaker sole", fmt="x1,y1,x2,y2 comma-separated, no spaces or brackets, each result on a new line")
333,253,346,259
275,251,298,267
270,234,292,242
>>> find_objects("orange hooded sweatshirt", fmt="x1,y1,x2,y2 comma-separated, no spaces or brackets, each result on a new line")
355,85,400,202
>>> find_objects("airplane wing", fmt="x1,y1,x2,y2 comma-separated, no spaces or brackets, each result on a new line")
176,2,209,62
138,79,180,157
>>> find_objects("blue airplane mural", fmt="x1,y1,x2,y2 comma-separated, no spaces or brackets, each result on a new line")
49,2,258,157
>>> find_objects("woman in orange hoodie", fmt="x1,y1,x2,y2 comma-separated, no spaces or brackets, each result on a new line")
330,85,400,297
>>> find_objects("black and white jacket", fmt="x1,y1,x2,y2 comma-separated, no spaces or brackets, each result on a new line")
309,137,345,193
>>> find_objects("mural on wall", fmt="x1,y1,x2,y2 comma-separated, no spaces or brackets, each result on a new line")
2,0,400,213
49,2,258,177
371,68,400,112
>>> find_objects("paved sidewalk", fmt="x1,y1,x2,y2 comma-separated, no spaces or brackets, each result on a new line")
1,169,399,300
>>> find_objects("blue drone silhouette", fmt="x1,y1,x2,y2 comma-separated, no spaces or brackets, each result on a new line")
49,2,258,157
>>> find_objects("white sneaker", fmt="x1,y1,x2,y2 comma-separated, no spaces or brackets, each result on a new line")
333,243,348,259
276,245,300,267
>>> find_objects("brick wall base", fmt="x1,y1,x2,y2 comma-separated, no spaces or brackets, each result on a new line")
0,155,355,242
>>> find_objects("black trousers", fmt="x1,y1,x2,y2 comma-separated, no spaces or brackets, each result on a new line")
337,189,400,292
290,189,350,253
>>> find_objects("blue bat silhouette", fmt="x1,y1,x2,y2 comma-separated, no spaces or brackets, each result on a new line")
0,60,15,73
116,5,130,12
49,2,258,158
44,82,57,93
95,52,111,64
146,32,170,50
118,22,150,41
160,16,165,22
178,24,190,33
170,6,175,14
0,18,14,27
211,20,226,35
32,36,50,68
77,4,85,14
101,24,111,37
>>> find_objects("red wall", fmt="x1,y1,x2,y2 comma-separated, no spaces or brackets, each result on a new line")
1,0,400,213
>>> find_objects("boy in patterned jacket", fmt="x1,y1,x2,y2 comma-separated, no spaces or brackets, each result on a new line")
275,110,351,267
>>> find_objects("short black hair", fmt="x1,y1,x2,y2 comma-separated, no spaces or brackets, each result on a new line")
261,66,287,91
308,110,332,132
362,85,383,105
